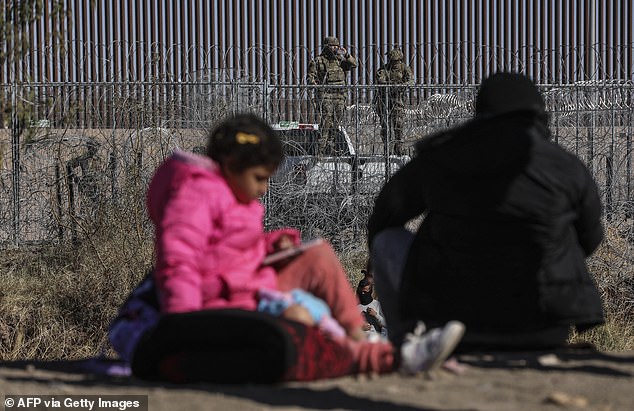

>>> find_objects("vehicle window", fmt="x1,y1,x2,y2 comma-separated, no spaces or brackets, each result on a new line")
277,129,319,156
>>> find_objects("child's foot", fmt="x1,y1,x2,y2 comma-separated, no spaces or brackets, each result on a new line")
399,321,465,375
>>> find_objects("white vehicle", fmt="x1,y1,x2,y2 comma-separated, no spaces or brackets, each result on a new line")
271,122,355,194
271,121,409,193
267,121,411,232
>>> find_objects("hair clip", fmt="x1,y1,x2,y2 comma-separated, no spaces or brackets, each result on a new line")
235,132,260,144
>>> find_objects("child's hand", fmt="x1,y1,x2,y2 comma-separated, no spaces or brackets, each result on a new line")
273,234,294,252
366,307,377,317
269,234,297,269
362,322,372,331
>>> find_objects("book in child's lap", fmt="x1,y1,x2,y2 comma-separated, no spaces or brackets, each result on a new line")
262,238,324,265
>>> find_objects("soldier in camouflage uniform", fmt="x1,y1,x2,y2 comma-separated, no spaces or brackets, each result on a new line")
307,36,358,155
374,47,413,155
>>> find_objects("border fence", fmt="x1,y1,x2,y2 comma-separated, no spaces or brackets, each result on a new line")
1,80,633,251
4,2,633,86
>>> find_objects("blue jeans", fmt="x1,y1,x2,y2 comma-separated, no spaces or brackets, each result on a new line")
370,227,414,346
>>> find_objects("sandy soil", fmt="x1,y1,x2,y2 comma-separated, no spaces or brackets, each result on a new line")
1,348,633,411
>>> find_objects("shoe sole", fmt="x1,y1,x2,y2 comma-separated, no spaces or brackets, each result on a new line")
426,321,465,372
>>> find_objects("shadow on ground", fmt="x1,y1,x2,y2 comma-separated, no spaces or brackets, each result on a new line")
0,359,467,411
457,347,634,377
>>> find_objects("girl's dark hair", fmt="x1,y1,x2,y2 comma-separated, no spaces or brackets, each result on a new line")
206,113,283,172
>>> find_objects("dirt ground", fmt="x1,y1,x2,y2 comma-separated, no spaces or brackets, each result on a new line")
1,348,633,411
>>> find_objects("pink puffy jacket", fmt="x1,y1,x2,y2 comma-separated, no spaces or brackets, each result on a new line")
146,150,300,313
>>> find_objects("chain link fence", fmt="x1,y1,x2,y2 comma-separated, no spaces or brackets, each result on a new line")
1,81,633,252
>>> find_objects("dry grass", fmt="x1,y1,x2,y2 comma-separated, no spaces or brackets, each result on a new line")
0,204,153,361
570,318,634,351
0,213,632,361
571,222,634,350
341,222,634,352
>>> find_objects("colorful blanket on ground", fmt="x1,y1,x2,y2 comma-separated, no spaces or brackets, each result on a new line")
108,272,160,363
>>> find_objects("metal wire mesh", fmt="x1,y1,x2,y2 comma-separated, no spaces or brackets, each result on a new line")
1,82,633,255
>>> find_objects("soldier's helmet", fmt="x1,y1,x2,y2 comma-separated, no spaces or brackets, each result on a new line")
388,47,404,61
324,36,340,46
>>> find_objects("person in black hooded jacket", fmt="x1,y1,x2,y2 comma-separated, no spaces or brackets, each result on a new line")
367,72,604,351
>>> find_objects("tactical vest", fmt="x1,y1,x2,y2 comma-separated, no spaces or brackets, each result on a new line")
318,56,346,86
378,62,408,84
388,63,407,83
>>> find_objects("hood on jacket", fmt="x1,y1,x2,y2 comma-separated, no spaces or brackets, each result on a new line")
475,72,545,117
415,72,551,177
415,111,541,179
146,150,219,223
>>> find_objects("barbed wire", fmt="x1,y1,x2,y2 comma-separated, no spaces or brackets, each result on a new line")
1,82,633,255
4,41,632,85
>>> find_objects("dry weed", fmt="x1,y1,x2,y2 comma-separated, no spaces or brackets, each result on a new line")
0,214,632,360
573,223,634,350
0,204,153,360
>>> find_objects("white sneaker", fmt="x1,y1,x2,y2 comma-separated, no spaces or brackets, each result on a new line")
399,320,465,375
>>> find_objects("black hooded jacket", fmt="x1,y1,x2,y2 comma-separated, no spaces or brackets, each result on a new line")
367,111,604,333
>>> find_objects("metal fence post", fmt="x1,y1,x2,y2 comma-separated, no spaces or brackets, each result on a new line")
110,83,118,204
626,132,632,215
606,139,614,220
263,79,269,120
10,84,20,246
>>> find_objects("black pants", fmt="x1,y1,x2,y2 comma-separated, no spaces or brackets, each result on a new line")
457,325,570,352
131,309,295,383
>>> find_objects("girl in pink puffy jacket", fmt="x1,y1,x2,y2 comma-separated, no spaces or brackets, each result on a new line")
141,113,463,381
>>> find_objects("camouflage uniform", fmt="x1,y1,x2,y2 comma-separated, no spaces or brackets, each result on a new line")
374,47,413,155
66,138,103,218
307,37,358,155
